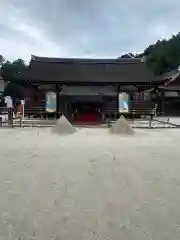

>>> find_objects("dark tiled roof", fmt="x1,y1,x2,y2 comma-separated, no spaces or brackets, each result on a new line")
165,72,180,86
21,55,156,84
157,70,180,90
156,70,179,82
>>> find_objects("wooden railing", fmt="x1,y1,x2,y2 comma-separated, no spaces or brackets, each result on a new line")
130,100,155,117
101,100,156,122
23,99,156,119
24,99,45,117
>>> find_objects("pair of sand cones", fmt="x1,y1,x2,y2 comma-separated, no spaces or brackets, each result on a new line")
52,115,134,135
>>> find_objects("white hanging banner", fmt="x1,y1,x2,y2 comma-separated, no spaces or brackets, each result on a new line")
46,91,56,113
118,93,129,113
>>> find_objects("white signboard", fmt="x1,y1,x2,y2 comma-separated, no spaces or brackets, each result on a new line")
4,96,13,109
21,100,25,105
118,93,129,113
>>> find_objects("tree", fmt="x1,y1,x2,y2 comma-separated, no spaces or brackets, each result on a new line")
0,55,5,66
1,58,26,99
1,58,26,81
119,33,180,74
120,53,135,58
143,33,180,74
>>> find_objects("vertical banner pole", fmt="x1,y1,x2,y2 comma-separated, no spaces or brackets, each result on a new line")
22,104,24,119
21,100,25,119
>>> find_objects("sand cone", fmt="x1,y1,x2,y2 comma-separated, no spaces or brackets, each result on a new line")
52,115,76,135
110,115,134,135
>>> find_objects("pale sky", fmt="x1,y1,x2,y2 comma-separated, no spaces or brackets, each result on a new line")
0,0,180,62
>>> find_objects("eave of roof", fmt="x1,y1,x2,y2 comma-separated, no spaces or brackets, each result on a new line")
164,72,180,86
157,70,180,90
158,85,180,91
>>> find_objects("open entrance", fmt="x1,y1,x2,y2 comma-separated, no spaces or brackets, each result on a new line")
71,96,103,124
73,102,102,123
59,85,118,123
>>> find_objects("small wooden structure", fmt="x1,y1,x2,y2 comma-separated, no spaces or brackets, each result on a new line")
154,70,180,116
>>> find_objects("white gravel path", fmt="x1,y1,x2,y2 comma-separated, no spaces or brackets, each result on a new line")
0,127,180,240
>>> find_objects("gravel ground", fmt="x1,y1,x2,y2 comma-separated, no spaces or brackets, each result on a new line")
0,127,180,240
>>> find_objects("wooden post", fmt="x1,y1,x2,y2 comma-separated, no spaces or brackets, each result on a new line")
0,117,2,127
64,101,68,118
8,108,13,127
161,90,165,115
20,116,22,127
117,84,119,118
149,118,152,128
56,83,60,118
108,118,110,128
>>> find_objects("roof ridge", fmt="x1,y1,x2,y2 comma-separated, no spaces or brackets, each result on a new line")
31,55,142,64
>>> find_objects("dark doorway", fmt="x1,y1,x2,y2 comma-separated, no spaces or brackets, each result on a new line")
71,98,103,124
164,98,180,116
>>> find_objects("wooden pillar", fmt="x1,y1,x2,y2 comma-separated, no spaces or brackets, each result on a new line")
56,83,60,118
117,84,119,117
64,101,68,118
161,90,165,115
116,84,120,118
8,108,13,127
149,88,152,101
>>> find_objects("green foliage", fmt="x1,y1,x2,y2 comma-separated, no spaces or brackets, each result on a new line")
144,34,180,74
3,82,24,99
120,53,136,58
0,57,26,99
120,32,180,74
0,55,5,66
1,58,26,82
